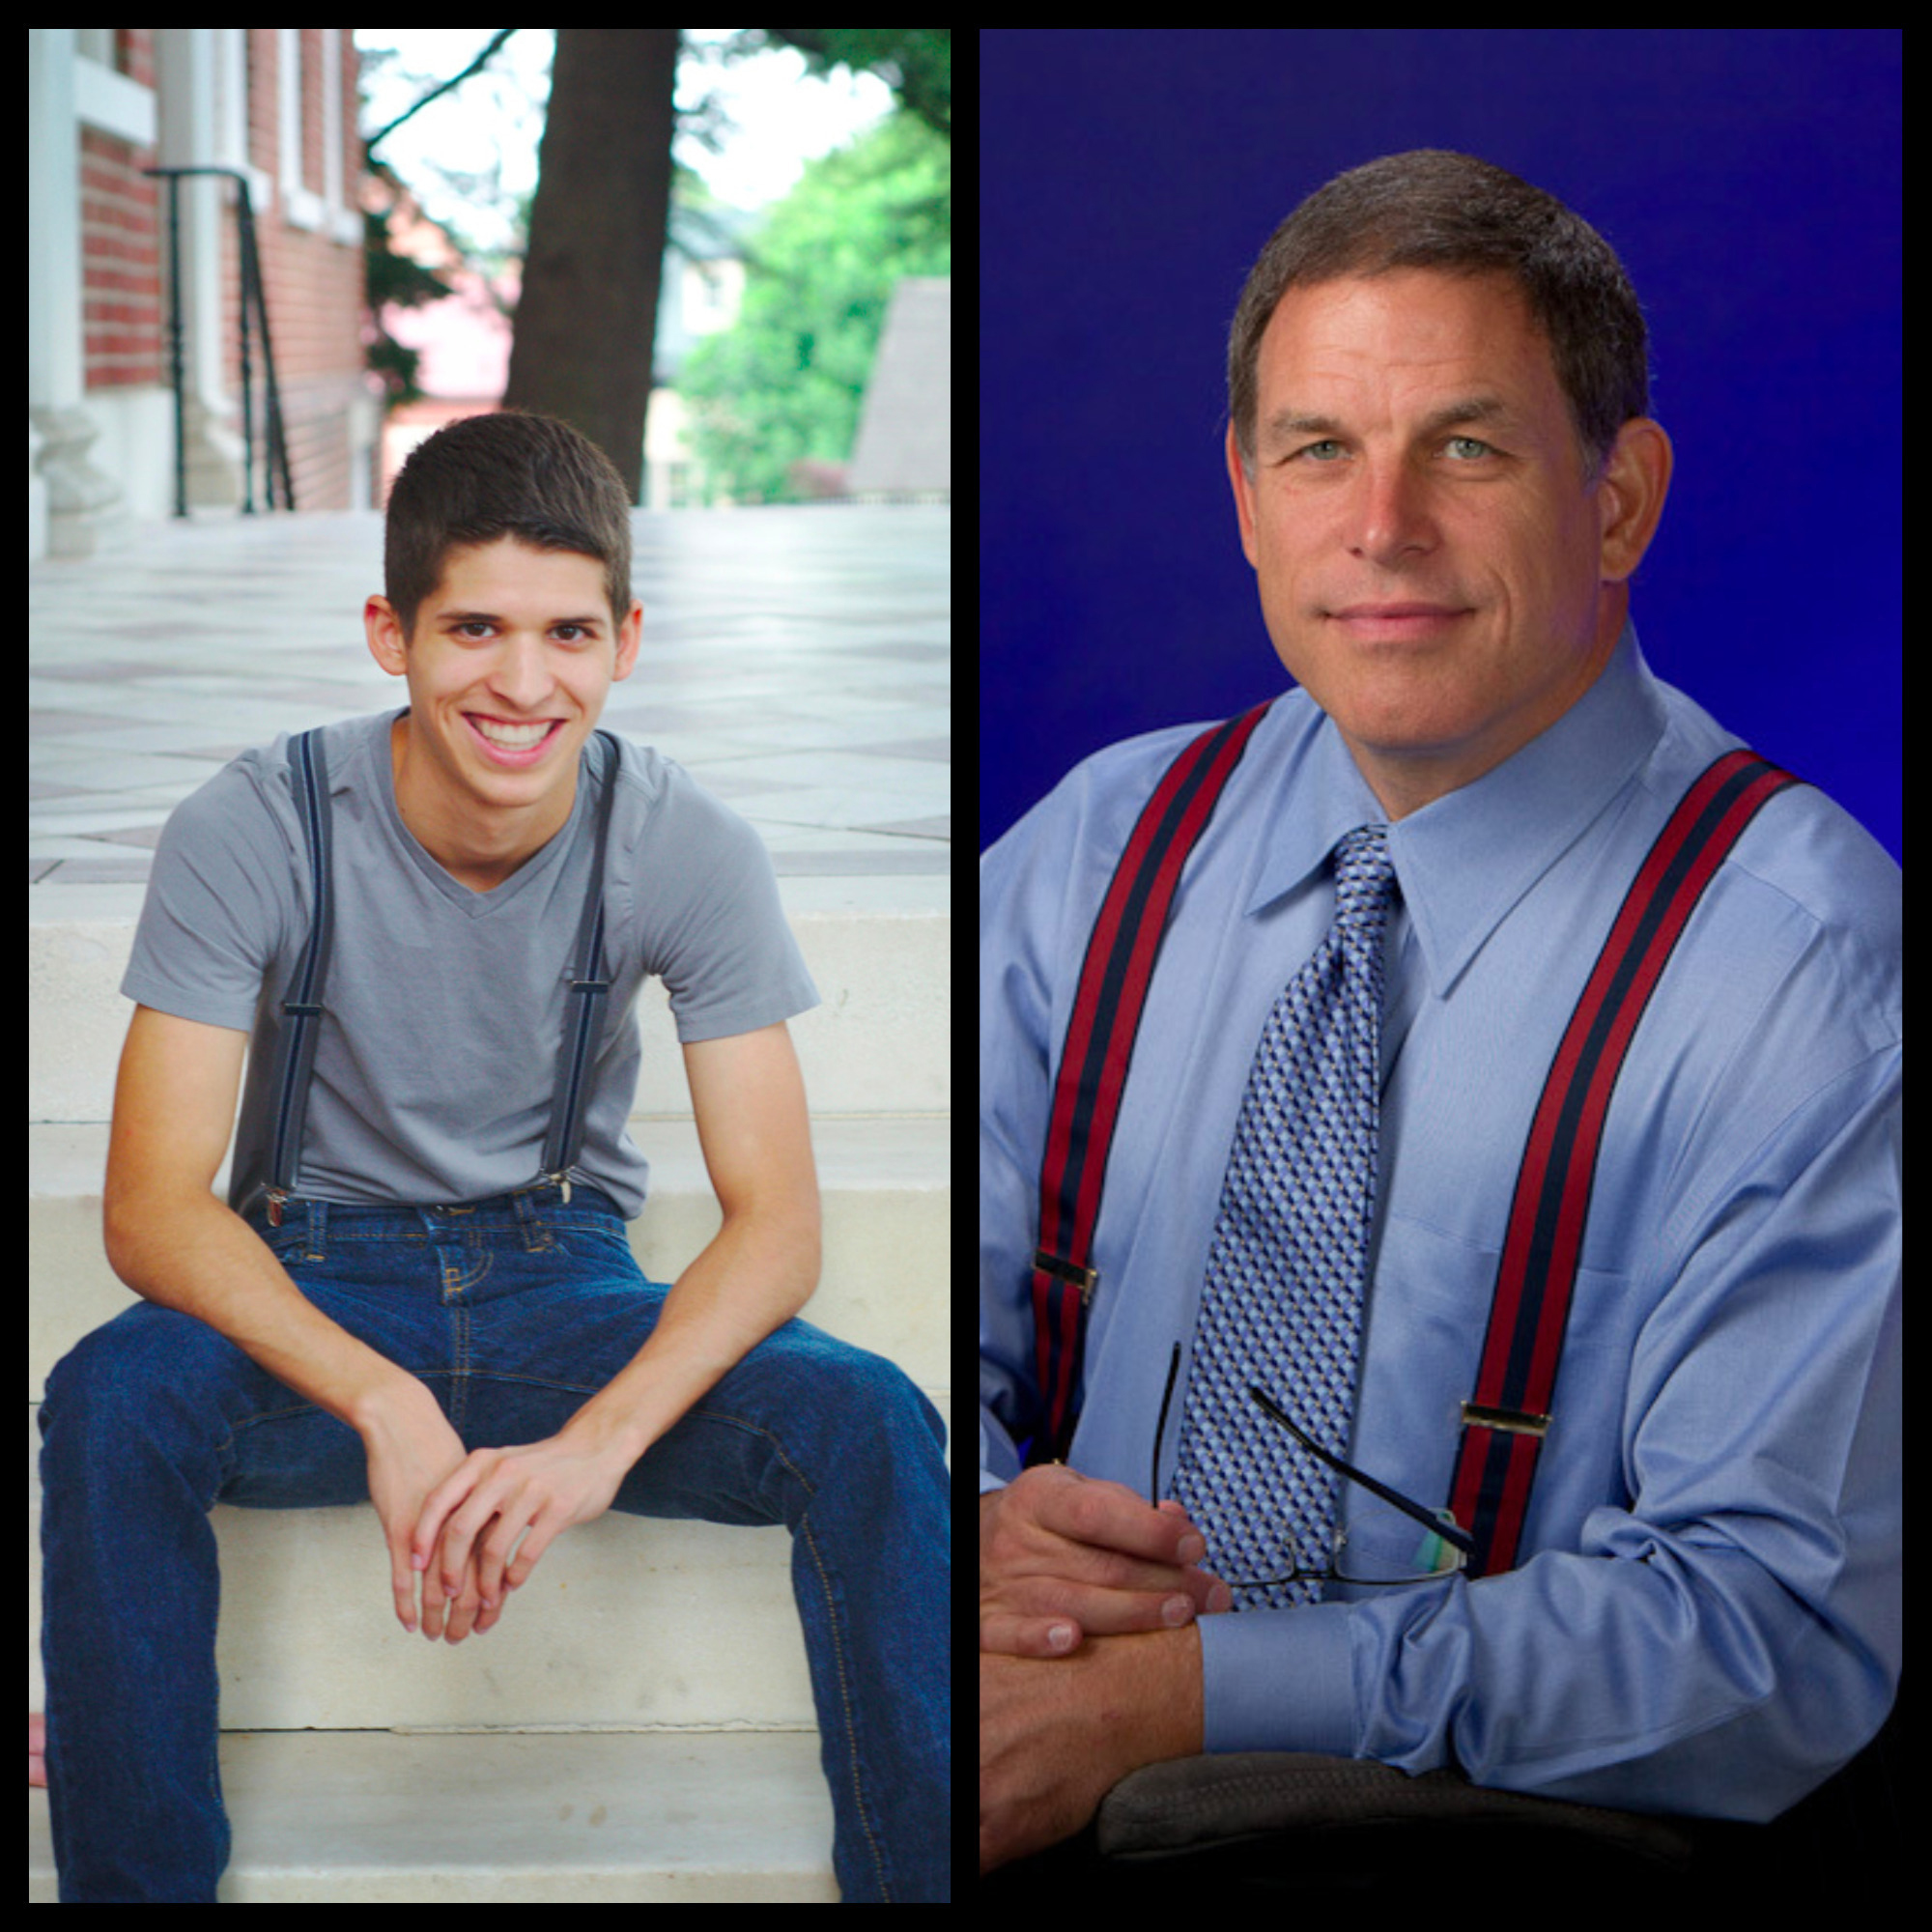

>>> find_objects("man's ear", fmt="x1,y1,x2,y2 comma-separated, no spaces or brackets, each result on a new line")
1225,421,1261,571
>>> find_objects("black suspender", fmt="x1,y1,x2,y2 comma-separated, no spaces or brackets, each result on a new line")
1024,714,1801,1576
537,738,620,1197
261,725,622,1223
265,728,334,1220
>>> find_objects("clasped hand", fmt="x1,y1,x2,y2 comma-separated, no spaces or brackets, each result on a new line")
363,1389,633,1644
979,1466,1224,1872
979,1463,1232,1656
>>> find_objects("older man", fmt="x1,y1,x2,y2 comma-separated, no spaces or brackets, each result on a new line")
980,151,1899,1879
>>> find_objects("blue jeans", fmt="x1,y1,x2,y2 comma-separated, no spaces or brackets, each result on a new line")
38,1187,951,1902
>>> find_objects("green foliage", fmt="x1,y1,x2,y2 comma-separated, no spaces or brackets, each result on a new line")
678,111,950,504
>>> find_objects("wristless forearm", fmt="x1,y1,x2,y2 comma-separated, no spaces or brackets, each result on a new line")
562,1208,817,1459
106,1189,420,1433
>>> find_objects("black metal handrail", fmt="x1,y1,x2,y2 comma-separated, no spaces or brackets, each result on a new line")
141,166,295,517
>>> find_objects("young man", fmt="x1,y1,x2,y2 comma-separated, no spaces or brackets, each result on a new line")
38,411,949,1903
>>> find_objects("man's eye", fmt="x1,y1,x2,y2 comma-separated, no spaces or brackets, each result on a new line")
1283,435,1503,466
452,624,590,639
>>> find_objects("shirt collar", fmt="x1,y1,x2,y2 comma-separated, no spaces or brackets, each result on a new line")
1246,621,1668,994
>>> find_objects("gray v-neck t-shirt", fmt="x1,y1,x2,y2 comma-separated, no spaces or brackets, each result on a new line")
121,708,820,1218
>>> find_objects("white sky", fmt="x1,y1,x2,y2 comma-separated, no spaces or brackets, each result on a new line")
355,28,896,251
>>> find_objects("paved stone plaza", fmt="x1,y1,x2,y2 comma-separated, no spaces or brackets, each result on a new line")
30,503,951,893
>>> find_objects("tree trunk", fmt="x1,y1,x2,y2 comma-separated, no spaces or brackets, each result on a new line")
502,28,679,501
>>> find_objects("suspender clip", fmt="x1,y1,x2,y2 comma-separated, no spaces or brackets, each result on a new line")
266,1188,287,1229
1460,1400,1550,1438
1032,1249,1097,1302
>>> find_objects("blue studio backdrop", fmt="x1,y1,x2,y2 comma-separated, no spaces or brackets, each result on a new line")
980,30,1901,864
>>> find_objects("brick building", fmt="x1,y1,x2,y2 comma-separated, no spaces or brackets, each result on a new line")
28,28,375,559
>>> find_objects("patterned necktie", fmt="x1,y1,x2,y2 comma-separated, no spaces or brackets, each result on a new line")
1171,823,1398,1609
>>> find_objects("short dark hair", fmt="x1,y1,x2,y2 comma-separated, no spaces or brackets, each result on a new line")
1227,150,1652,482
384,410,633,642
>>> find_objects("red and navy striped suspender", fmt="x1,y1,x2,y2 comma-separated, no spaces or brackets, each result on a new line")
1028,718,1801,1573
1449,746,1800,1576
1027,700,1274,1464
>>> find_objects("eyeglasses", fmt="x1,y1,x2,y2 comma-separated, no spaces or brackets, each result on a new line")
1151,1341,1473,1590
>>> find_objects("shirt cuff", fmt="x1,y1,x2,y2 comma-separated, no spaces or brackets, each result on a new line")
1199,1601,1359,1756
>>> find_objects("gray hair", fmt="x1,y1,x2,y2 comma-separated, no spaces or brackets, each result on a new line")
1227,150,1652,483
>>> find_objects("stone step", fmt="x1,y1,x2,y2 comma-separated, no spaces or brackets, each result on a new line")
28,1728,841,1902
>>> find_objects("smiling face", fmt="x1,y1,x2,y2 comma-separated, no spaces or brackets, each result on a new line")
363,536,642,891
1227,269,1671,818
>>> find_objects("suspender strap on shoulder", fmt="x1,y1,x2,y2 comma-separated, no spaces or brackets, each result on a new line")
537,730,621,1200
1027,700,1273,1465
1448,748,1802,1576
266,728,335,1223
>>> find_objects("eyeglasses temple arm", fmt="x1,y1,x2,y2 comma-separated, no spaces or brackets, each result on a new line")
1248,1384,1475,1554
1151,1340,1182,1503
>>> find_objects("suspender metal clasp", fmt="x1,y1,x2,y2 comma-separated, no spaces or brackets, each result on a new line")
1460,1401,1549,1438
1032,1248,1098,1303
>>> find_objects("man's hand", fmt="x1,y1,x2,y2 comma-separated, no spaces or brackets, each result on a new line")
407,1423,632,1642
358,1383,487,1640
980,1464,1232,1657
979,1624,1204,1875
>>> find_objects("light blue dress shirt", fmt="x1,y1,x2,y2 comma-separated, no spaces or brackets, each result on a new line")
980,624,1900,1822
